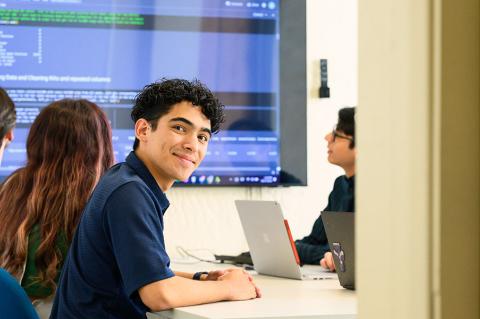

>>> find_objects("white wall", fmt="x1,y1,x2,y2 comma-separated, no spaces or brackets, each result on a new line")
164,0,358,261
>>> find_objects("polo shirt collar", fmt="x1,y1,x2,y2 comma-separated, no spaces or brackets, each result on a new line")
125,151,170,213
345,175,355,189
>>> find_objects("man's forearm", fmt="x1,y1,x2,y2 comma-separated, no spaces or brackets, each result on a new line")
296,241,330,264
139,275,231,311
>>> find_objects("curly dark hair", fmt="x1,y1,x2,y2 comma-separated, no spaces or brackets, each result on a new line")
0,88,16,141
131,78,225,150
336,107,355,149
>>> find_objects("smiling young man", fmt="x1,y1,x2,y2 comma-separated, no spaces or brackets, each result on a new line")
295,107,356,270
51,79,260,319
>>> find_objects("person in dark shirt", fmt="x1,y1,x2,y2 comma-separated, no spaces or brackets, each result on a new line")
51,79,260,319
295,107,355,270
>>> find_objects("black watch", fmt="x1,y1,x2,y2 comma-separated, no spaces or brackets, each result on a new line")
192,271,209,280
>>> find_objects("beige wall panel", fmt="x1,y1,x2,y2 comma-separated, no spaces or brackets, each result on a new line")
358,0,431,318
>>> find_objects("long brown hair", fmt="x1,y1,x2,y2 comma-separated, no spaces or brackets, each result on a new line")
0,99,114,293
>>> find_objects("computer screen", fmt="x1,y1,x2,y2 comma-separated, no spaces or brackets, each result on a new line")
0,0,306,186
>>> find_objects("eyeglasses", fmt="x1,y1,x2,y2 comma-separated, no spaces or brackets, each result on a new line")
331,129,354,143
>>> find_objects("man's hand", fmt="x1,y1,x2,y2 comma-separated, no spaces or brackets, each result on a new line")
217,269,261,300
320,252,336,271
141,269,261,311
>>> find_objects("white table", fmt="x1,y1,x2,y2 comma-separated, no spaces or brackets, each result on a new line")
147,262,356,319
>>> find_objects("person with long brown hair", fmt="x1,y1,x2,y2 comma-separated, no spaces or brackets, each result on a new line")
0,99,114,315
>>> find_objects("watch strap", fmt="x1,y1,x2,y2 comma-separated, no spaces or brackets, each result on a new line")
192,271,209,280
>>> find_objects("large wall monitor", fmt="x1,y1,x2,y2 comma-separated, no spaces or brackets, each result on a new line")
0,0,306,186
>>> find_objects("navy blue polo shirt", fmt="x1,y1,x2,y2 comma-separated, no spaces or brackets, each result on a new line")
51,152,175,319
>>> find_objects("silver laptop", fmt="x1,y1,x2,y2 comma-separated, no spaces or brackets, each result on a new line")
235,200,337,280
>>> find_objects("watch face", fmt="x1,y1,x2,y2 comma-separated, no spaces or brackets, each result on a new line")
193,272,208,280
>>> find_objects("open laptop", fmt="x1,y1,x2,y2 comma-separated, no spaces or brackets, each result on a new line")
235,200,337,280
321,211,355,290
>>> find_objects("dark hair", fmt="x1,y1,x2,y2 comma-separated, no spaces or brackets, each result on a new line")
131,78,225,150
0,88,16,141
336,107,355,148
0,99,114,296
